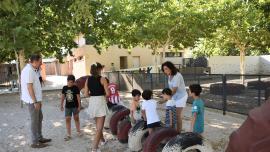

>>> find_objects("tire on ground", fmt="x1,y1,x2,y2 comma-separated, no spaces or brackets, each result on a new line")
117,119,132,143
162,132,204,152
104,105,126,129
128,120,148,151
110,108,130,135
210,83,245,95
143,127,178,152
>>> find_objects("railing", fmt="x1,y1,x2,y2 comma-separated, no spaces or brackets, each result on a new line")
104,71,270,115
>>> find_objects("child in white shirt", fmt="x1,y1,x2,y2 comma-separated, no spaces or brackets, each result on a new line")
141,90,161,134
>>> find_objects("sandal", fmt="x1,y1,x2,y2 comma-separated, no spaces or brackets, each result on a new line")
64,135,71,141
91,148,101,152
77,132,83,137
100,140,107,146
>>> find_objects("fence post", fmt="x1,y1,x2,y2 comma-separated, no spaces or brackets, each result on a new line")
258,75,261,106
150,73,153,90
131,72,134,89
118,72,121,91
222,74,227,115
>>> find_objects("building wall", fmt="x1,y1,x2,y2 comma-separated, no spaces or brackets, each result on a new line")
209,56,260,74
259,55,270,74
71,45,160,75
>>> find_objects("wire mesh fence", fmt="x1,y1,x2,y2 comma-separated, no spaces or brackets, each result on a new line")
105,72,270,115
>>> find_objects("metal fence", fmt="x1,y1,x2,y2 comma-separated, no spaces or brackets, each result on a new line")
105,72,270,115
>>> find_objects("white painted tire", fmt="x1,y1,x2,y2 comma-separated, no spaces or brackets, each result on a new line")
128,120,148,152
162,132,213,152
104,105,126,129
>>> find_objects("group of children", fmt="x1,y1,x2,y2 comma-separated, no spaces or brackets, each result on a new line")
60,74,205,140
130,84,204,135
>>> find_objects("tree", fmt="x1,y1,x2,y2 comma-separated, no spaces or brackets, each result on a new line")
0,0,78,70
193,1,270,82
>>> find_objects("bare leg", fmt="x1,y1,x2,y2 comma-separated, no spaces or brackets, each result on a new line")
66,117,72,136
176,107,183,133
148,128,153,135
74,114,81,133
93,116,105,150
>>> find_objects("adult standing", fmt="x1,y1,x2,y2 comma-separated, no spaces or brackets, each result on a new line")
162,61,188,133
84,62,109,152
21,54,51,148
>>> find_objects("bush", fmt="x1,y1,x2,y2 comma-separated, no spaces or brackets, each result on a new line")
210,83,245,95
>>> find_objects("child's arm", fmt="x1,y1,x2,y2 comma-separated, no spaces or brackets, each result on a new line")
141,110,146,121
60,94,65,111
190,113,197,132
158,100,167,104
77,94,81,111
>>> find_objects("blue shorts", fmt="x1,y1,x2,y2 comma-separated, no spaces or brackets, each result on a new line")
165,106,177,129
147,121,161,129
65,107,79,117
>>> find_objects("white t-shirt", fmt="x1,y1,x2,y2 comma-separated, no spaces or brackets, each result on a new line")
141,99,160,125
166,99,176,107
168,72,188,101
21,64,42,103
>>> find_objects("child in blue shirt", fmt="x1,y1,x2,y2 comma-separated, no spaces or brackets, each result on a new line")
189,84,204,134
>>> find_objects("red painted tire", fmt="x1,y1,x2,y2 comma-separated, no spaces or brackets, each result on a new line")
75,76,88,91
143,127,178,152
110,108,130,135
117,119,132,143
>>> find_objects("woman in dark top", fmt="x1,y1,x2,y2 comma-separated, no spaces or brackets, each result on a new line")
84,62,109,152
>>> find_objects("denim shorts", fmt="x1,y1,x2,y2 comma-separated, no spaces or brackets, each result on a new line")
147,121,161,129
65,107,78,117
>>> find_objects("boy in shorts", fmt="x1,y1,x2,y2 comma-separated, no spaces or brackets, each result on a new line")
61,75,82,141
141,90,161,134
189,84,204,135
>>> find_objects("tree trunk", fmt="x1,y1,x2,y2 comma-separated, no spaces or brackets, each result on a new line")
161,45,166,64
154,50,159,73
240,48,246,84
18,49,26,72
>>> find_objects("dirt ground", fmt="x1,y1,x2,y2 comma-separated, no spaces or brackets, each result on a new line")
0,90,245,152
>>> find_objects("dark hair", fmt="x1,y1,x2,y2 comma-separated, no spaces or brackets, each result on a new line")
189,84,202,96
67,75,75,82
142,90,153,100
162,88,172,96
30,54,42,63
161,61,178,75
132,89,141,97
90,62,103,76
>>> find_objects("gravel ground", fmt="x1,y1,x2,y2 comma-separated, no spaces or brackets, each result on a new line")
0,91,245,152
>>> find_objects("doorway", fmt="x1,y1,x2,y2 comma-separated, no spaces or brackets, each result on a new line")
120,56,128,69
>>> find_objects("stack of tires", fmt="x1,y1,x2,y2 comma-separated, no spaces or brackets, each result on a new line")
105,104,132,143
105,106,213,152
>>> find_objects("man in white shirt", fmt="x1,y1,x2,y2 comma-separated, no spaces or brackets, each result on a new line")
21,54,51,148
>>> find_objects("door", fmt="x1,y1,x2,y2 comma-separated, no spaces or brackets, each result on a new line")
120,56,128,69
132,56,140,68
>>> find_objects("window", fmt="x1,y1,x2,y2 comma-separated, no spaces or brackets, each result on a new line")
165,52,183,57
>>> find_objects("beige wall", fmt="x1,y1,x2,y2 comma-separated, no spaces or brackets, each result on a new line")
209,56,260,74
71,45,159,75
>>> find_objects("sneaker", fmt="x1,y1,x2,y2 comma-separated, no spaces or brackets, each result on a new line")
77,132,83,137
39,138,52,143
31,142,48,148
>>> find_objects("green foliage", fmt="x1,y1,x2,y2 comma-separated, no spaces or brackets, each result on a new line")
0,0,78,63
193,0,270,57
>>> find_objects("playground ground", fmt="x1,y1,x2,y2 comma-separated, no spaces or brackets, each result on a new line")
0,90,245,152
